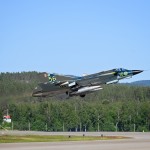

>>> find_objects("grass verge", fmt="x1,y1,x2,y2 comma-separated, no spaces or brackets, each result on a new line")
0,135,127,143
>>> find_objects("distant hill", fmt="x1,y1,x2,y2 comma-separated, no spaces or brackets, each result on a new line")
130,80,150,86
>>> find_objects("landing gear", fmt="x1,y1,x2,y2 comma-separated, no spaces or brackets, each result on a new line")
80,94,85,98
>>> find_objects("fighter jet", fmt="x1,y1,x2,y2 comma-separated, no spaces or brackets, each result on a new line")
32,68,143,98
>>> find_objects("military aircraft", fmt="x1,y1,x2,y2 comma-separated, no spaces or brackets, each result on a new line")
32,68,143,98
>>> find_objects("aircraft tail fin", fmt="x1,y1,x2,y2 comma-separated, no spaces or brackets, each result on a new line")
39,72,77,83
39,73,57,83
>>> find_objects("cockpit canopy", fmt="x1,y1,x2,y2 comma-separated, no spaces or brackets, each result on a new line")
115,68,133,77
116,68,128,72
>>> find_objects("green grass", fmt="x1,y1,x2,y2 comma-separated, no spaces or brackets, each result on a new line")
0,135,126,143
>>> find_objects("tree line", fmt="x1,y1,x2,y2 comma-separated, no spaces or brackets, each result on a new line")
0,72,150,132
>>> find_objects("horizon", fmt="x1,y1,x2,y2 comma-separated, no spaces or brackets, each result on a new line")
0,70,147,83
1,0,150,82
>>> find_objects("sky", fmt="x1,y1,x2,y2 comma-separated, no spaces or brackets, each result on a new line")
0,0,150,82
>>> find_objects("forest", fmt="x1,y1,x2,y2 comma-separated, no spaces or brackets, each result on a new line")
0,72,150,132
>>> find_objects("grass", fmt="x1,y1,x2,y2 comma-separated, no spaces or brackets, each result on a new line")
0,135,126,143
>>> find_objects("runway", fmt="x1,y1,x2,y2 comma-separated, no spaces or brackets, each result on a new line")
0,131,150,150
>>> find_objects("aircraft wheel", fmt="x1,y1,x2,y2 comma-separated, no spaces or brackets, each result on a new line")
80,94,85,98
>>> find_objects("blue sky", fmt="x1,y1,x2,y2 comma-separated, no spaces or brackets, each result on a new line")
0,0,150,81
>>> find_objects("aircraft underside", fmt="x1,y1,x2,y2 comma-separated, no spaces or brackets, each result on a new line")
32,68,143,98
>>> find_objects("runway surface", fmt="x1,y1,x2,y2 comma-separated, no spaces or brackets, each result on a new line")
0,131,150,150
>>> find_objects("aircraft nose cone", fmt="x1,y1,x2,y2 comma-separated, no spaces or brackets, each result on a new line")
132,70,143,75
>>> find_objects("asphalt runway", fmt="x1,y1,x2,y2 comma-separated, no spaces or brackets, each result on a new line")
0,131,150,150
